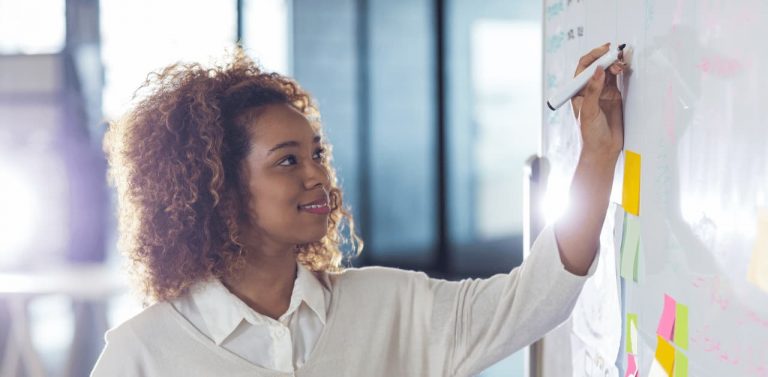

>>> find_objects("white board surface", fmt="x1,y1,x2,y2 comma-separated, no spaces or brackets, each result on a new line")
542,0,768,376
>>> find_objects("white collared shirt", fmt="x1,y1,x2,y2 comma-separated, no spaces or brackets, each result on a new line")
171,263,330,373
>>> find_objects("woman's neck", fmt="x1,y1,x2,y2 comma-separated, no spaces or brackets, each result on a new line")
223,241,298,320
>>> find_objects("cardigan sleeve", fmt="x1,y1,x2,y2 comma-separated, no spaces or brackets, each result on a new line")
90,324,145,377
427,224,598,377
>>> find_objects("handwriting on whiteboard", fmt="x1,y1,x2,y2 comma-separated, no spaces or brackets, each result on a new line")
697,55,745,77
546,1,565,19
692,324,768,377
689,275,768,375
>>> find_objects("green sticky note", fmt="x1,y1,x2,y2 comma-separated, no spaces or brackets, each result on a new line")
633,241,640,281
675,303,689,350
626,313,639,353
621,213,641,282
674,349,688,377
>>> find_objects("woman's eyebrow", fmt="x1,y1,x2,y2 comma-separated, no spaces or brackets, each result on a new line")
268,135,322,154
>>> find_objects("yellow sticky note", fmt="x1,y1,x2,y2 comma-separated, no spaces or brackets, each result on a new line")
748,208,768,293
623,150,642,216
673,350,688,377
655,335,675,376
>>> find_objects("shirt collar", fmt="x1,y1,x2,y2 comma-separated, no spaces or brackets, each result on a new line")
189,263,329,345
293,263,328,325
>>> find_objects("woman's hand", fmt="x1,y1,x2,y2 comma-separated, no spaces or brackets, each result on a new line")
570,43,626,159
554,43,628,276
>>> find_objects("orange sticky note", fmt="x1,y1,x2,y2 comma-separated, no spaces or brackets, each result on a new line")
622,150,641,216
655,335,675,376
748,208,768,293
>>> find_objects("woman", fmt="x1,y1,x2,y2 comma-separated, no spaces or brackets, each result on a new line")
92,43,625,376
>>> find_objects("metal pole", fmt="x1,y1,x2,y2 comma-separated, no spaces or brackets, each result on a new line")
523,155,549,377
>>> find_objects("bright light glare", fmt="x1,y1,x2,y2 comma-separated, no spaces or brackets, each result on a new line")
244,0,290,75
100,0,237,120
0,0,65,54
543,172,571,225
0,167,40,267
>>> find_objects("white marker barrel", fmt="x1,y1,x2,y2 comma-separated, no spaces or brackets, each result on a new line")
546,47,623,111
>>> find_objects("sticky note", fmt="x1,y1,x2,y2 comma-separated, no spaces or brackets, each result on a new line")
620,213,641,281
674,303,689,350
673,350,688,377
625,353,638,377
622,150,642,216
633,247,639,280
655,335,675,376
657,294,676,341
748,208,768,293
626,313,639,353
648,359,669,377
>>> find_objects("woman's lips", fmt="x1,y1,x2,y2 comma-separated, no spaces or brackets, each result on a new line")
298,198,330,215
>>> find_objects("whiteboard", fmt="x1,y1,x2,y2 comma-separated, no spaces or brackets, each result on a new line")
541,0,768,376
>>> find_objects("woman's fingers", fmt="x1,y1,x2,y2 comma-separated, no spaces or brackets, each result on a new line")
574,43,610,77
580,67,606,123
608,61,625,76
572,43,626,118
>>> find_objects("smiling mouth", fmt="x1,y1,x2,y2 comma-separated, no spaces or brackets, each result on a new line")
299,202,327,209
298,197,331,214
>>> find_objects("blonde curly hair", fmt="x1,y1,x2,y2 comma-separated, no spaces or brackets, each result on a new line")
105,50,362,303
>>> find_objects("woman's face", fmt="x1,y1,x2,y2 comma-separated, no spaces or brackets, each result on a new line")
240,104,331,249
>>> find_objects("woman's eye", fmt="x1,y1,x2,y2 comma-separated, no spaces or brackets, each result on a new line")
278,155,298,166
313,148,326,160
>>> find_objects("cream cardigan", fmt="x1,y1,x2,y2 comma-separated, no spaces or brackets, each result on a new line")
91,225,596,377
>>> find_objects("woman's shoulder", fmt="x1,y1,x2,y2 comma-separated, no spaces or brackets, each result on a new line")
103,301,179,346
324,266,433,294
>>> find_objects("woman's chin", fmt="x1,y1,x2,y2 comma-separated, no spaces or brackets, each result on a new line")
297,231,327,246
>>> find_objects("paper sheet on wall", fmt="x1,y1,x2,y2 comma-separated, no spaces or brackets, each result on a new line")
570,204,622,377
747,208,768,293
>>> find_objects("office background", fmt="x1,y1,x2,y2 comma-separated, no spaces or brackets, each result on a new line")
0,0,543,375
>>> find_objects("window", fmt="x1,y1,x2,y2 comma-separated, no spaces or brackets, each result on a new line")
100,0,237,120
367,0,437,264
447,0,542,274
0,0,65,54
242,0,291,75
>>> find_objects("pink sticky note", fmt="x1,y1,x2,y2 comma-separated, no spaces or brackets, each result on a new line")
657,294,676,341
625,353,638,377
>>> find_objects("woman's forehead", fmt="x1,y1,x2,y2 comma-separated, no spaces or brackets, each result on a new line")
247,104,318,148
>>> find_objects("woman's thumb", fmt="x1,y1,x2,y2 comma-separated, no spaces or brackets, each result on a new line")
581,66,605,121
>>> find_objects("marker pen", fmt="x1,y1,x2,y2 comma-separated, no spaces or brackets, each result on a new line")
546,43,626,111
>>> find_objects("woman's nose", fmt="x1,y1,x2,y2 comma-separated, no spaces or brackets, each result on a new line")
303,161,330,190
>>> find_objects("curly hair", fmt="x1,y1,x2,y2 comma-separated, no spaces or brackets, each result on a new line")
105,49,362,304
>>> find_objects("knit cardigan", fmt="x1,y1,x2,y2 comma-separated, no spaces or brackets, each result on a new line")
91,225,596,377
